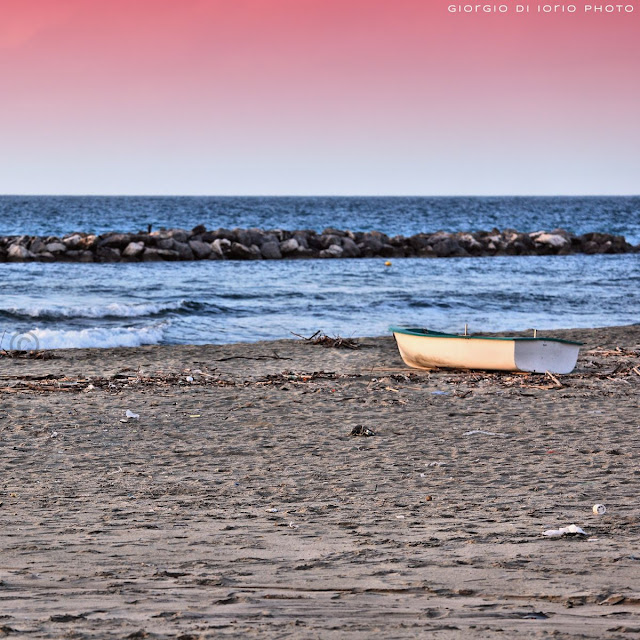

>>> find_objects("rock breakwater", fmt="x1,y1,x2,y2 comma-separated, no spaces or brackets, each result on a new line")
1,226,637,263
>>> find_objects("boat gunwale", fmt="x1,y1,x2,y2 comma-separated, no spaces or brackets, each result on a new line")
389,326,583,346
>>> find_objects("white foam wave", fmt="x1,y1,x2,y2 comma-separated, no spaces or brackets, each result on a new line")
25,325,165,350
6,300,188,319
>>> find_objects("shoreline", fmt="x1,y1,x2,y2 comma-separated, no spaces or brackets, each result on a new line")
2,226,638,263
2,323,638,355
2,324,639,637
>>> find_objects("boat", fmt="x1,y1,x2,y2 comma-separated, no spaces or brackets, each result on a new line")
389,326,582,374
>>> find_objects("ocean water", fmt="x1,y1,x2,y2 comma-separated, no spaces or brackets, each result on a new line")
0,196,638,350
1,195,640,244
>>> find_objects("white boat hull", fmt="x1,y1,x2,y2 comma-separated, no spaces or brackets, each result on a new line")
392,331,580,374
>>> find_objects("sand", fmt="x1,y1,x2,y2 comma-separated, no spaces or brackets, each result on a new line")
1,325,639,639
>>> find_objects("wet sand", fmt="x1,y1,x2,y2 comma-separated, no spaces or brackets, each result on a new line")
1,325,639,638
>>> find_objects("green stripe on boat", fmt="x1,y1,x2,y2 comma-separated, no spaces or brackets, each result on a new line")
389,326,583,346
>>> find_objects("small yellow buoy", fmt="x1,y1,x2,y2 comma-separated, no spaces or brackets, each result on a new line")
384,260,392,267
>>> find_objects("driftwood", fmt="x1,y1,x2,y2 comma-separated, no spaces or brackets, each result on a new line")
291,330,360,350
214,351,292,362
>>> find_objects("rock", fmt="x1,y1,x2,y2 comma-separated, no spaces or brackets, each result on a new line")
341,236,361,258
79,235,98,250
580,240,597,254
359,232,389,256
122,241,145,258
319,245,344,258
502,231,518,244
149,229,170,240
424,231,450,246
432,237,462,257
29,238,47,254
9,234,30,246
408,233,431,252
389,237,408,257
236,228,265,248
7,244,35,261
579,233,618,254
457,233,483,253
45,242,67,254
379,244,400,258
96,246,121,262
3,226,635,263
62,233,84,248
505,241,532,256
579,233,632,254
210,228,236,242
142,248,179,261
156,238,175,250
168,228,189,243
282,246,315,259
611,235,633,252
62,250,84,261
228,242,259,260
173,241,195,260
533,232,569,249
189,240,212,259
417,245,435,257
280,238,300,255
260,241,282,259
211,238,231,258
320,234,342,249
100,233,132,249
292,232,311,249
599,241,613,254
259,232,279,245
276,245,315,258
365,240,386,255
306,233,325,250
507,233,535,254
295,247,319,258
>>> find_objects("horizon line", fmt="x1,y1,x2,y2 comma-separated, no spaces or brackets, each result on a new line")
1,193,639,199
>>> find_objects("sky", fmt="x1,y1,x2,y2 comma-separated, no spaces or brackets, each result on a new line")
0,0,638,195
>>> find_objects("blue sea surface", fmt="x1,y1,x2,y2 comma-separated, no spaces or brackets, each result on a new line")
1,195,639,244
0,196,638,349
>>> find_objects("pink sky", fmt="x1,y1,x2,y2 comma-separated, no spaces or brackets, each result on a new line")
0,0,638,194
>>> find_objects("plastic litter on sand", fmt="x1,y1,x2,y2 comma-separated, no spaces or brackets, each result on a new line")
543,524,587,538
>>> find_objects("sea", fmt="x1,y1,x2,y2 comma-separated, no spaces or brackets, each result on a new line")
0,195,638,350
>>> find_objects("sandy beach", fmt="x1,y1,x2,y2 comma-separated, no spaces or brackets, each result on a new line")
1,325,639,639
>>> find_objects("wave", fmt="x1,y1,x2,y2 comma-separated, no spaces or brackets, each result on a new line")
0,300,196,320
7,325,165,350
